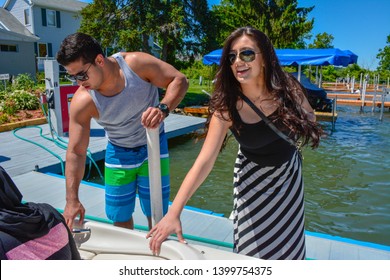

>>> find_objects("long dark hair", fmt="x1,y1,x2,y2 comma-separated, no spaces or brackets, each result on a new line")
206,26,322,149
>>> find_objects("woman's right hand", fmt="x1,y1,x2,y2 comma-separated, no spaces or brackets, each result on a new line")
146,213,186,256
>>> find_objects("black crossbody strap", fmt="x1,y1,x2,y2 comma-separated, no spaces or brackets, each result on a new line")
239,92,296,147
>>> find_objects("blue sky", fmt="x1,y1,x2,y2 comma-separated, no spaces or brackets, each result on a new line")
297,0,390,70
2,0,389,69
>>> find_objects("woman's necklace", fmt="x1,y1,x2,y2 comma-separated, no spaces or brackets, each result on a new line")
250,95,262,103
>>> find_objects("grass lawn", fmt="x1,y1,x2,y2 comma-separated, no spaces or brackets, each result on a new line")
178,78,213,108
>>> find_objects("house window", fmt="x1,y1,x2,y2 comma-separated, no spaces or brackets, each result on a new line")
24,9,30,25
47,9,56,27
0,44,18,52
42,8,61,28
38,43,48,57
35,42,52,58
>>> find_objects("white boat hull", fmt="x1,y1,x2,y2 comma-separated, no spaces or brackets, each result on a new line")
75,220,256,260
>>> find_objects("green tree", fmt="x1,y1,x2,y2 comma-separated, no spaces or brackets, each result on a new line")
377,34,390,71
308,32,334,49
211,0,314,48
78,0,211,66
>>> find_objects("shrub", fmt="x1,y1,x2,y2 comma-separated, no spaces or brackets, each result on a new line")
0,113,10,125
0,90,40,120
12,73,36,91
0,80,11,92
2,99,17,115
36,71,45,85
10,90,40,110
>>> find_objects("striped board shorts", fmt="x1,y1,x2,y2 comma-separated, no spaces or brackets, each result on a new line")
104,132,170,223
232,149,305,260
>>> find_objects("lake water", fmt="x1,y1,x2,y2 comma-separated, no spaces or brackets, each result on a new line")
89,104,390,247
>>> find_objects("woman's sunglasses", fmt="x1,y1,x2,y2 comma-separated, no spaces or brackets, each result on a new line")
228,50,259,65
66,63,92,82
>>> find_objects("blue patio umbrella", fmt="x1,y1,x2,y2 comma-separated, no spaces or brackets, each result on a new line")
203,48,358,67
202,49,223,65
275,48,353,67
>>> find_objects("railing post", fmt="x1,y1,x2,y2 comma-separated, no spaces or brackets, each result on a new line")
379,88,389,121
146,128,163,227
331,98,336,132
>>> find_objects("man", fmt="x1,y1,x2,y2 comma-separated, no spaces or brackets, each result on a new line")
56,33,188,230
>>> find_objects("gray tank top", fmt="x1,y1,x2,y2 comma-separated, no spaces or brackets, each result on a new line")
89,53,163,148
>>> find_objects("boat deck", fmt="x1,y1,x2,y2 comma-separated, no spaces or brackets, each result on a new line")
12,171,234,251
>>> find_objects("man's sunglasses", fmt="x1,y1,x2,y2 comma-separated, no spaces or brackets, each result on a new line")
66,63,92,82
228,50,260,65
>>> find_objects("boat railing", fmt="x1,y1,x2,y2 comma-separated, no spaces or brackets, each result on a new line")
146,128,163,226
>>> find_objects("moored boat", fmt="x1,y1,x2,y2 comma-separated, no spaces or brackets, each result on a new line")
73,215,390,260
73,219,256,260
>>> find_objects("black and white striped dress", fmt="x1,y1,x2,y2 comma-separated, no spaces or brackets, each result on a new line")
232,149,305,260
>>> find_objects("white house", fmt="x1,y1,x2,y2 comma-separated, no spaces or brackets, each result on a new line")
0,8,39,77
2,0,87,75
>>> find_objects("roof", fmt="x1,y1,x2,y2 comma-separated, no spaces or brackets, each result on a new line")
3,0,88,13
0,8,39,42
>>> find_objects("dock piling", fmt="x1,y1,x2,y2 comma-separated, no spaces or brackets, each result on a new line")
380,87,390,121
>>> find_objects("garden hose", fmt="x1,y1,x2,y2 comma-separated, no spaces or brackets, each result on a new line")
13,126,66,175
12,94,104,181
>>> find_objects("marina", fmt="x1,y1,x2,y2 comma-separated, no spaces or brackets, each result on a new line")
1,0,389,276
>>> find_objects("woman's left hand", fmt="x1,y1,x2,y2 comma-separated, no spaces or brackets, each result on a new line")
146,213,186,256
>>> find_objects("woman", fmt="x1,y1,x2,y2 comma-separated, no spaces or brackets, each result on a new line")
147,27,322,260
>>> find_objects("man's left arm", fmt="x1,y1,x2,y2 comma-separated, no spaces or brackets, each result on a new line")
127,52,188,111
126,52,189,127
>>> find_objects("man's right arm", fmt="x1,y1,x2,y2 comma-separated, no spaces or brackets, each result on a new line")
63,89,95,229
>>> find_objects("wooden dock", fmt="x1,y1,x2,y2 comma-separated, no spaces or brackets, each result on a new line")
322,83,378,93
183,106,208,116
327,93,390,108
0,113,205,178
184,106,338,123
314,111,338,122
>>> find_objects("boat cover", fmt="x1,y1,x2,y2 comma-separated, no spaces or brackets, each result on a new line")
0,166,80,260
290,73,332,112
203,48,358,67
